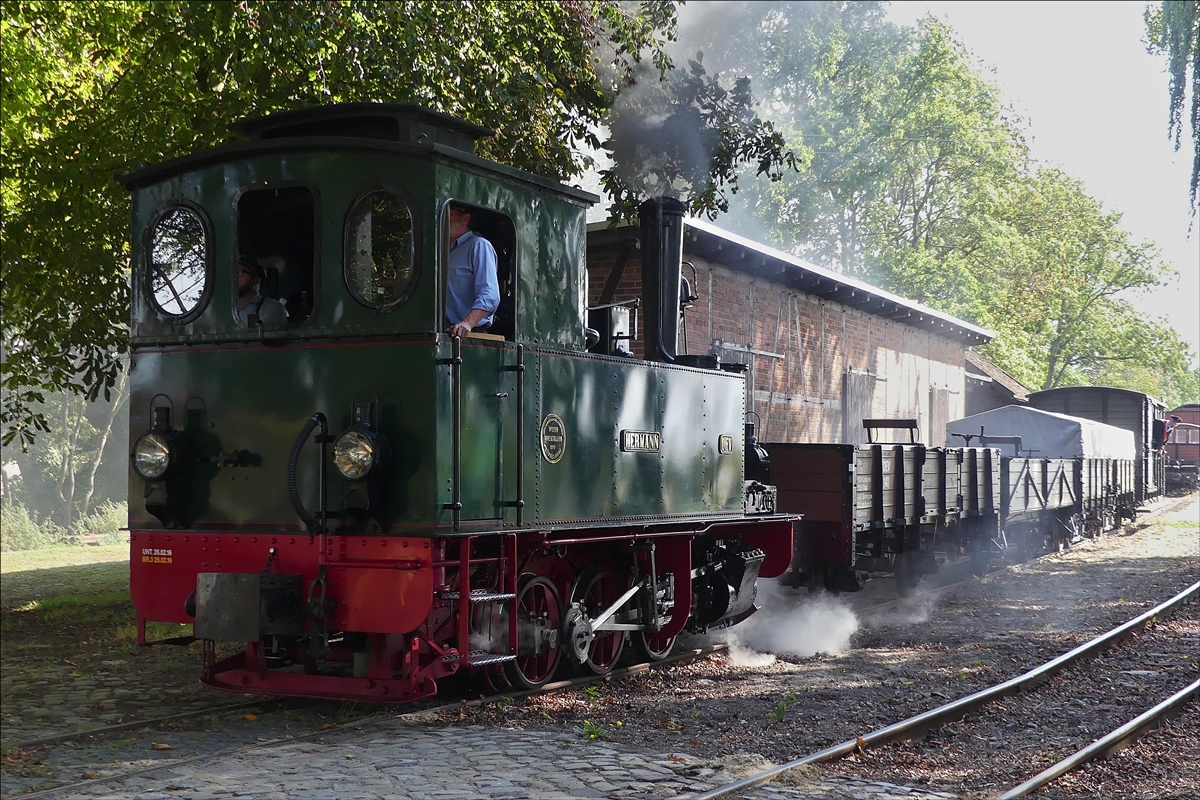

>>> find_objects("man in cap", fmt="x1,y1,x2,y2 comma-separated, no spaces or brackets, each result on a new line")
444,202,499,338
237,256,288,327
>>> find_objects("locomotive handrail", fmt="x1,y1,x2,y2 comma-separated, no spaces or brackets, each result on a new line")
501,343,526,525
444,335,463,531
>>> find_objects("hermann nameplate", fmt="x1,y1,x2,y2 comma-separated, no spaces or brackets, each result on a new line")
620,430,661,453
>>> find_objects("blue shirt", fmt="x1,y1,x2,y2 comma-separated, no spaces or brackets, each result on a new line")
238,290,288,327
445,231,499,329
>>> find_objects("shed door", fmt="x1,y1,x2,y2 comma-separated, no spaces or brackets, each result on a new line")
929,387,952,448
843,370,879,444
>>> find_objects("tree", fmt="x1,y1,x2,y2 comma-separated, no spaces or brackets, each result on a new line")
1145,1,1200,214
688,5,1025,284
975,169,1184,392
681,2,1192,401
3,1,792,445
0,2,651,445
599,55,798,221
1,370,130,528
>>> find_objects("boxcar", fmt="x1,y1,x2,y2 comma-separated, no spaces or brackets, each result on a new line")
1026,386,1166,506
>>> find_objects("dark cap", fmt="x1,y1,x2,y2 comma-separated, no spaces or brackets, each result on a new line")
238,255,265,280
448,201,473,214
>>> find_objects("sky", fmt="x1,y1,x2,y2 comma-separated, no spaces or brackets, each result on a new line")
885,0,1199,364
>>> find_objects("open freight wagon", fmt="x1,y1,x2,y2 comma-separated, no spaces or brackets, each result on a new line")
767,437,1001,593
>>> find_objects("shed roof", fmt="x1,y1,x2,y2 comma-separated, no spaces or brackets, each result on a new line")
965,350,1030,401
588,218,994,345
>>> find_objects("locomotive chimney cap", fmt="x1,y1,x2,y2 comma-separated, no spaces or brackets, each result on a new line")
230,103,495,153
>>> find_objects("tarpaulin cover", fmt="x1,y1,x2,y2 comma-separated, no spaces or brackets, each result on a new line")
946,405,1136,459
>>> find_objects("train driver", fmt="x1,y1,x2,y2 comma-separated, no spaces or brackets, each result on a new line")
444,202,500,338
236,256,288,327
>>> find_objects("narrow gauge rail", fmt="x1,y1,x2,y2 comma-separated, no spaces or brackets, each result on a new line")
993,677,1199,799
686,580,1200,800
10,645,726,800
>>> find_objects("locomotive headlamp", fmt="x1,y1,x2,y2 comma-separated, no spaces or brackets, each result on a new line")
333,429,378,481
132,432,173,480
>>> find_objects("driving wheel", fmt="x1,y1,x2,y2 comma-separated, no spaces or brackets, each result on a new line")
572,568,627,675
504,575,562,689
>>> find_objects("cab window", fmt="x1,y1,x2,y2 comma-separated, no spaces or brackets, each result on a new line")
442,202,516,340
345,190,417,308
237,186,317,325
148,206,209,320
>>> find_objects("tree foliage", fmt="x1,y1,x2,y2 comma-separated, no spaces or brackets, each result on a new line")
600,55,798,221
1145,0,1200,214
975,169,1184,394
3,0,792,444
685,1,1193,404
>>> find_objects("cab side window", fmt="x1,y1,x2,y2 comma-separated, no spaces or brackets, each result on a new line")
345,190,418,308
148,206,210,321
237,186,317,325
443,203,516,340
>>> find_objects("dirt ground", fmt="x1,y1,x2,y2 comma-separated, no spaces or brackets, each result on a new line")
1,496,1196,798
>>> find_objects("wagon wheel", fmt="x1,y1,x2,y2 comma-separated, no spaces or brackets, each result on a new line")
504,576,563,689
572,568,627,675
630,630,676,662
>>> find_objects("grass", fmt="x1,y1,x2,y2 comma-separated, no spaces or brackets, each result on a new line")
1,542,185,667
1,559,129,613
574,719,609,740
1,543,128,573
771,692,799,722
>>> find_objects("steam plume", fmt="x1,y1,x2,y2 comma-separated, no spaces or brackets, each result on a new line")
716,580,860,665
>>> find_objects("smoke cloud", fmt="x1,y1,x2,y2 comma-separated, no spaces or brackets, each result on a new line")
604,61,720,202
715,580,860,665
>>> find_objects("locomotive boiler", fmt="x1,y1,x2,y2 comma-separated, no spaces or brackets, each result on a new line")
121,104,794,702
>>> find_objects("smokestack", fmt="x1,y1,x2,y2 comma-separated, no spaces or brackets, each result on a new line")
638,197,685,363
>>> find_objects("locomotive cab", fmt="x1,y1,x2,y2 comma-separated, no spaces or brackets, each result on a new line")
121,104,794,701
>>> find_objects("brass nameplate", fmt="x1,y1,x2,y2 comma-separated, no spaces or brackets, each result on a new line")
540,414,566,464
718,434,734,455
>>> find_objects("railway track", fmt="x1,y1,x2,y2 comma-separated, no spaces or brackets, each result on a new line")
687,580,1200,800
8,644,727,799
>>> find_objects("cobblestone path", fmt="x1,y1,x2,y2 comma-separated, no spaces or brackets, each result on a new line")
51,724,958,800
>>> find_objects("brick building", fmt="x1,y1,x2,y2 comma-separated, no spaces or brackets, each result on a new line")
587,218,993,447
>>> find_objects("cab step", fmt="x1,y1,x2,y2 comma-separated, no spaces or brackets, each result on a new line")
441,589,516,602
442,650,516,666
